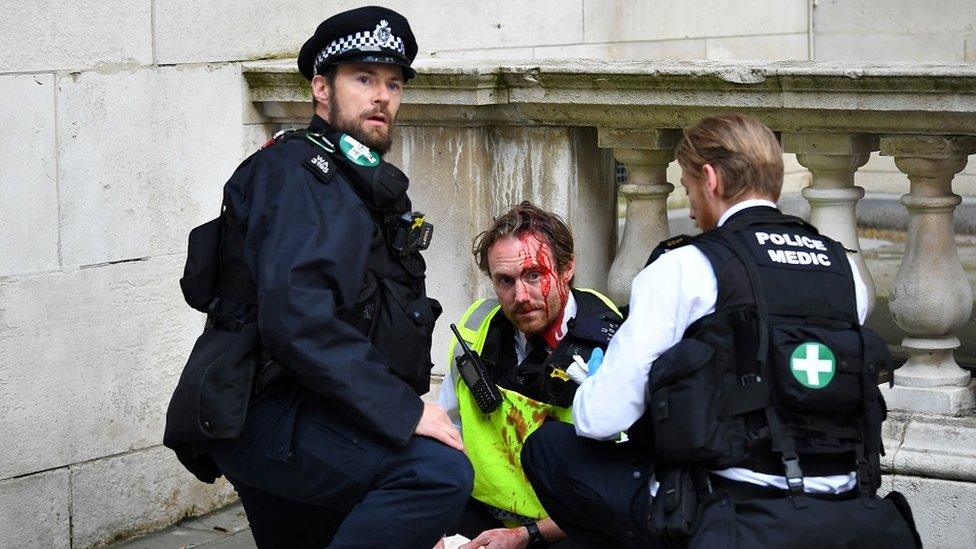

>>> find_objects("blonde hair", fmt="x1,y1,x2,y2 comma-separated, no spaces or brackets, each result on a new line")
675,113,783,202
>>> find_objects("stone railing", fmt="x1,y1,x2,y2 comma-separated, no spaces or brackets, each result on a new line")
244,58,976,546
245,57,976,411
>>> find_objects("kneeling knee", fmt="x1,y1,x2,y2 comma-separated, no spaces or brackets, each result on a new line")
426,446,474,502
522,421,573,477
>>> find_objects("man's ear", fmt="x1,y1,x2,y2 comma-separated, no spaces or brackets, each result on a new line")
311,74,330,106
562,256,576,285
703,164,723,199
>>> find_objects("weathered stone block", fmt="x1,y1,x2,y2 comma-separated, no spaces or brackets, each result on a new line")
0,255,202,479
882,381,976,416
482,126,617,293
816,33,967,62
880,413,908,472
429,46,535,61
583,0,807,43
71,446,235,548
0,0,151,73
706,33,808,61
156,0,581,63
894,413,976,482
0,74,59,277
0,469,70,548
814,0,976,35
404,0,584,53
154,0,330,64
533,39,707,61
57,64,243,267
892,475,976,549
597,128,680,151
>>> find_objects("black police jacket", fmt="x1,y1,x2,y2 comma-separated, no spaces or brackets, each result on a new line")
167,116,435,462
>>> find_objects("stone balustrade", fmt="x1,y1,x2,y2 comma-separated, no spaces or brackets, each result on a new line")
245,58,976,419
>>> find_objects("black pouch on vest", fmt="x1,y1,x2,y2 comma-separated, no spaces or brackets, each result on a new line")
180,217,221,313
371,278,442,395
647,339,729,462
164,321,261,446
769,323,878,414
535,316,620,407
649,464,703,542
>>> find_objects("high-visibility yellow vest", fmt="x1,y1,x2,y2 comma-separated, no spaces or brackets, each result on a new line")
449,288,620,521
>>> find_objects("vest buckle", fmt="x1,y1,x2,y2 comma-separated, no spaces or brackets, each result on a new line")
782,455,809,509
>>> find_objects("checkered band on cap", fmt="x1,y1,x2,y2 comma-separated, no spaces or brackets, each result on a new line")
314,19,406,74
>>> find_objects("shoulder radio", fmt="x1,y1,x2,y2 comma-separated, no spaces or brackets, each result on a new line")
450,323,503,414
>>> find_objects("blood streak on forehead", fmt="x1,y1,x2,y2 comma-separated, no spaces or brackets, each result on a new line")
517,231,572,346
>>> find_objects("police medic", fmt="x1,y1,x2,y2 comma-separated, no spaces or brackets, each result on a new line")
163,6,472,547
520,113,921,548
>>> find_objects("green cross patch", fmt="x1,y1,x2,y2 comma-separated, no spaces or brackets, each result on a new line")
339,134,381,167
789,342,836,389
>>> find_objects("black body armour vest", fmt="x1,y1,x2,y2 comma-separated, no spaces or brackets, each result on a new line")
645,207,890,500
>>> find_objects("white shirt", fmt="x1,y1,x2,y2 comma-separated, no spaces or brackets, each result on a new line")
439,293,578,428
573,200,868,494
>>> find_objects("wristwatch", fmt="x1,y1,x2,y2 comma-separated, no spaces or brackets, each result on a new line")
524,521,546,547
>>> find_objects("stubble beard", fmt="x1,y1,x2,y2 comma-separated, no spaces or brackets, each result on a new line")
328,95,394,154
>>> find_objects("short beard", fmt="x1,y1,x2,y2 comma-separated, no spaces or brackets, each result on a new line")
327,91,394,155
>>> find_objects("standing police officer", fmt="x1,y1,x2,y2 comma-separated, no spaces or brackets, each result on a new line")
520,114,921,547
164,6,472,548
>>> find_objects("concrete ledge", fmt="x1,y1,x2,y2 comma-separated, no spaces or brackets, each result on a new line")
0,470,70,548
890,475,976,549
881,381,976,416
243,58,976,134
884,410,976,483
71,446,236,548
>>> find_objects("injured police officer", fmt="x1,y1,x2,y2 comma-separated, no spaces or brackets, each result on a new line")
438,202,622,548
163,6,473,548
520,113,922,548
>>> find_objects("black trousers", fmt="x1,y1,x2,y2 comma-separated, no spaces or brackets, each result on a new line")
691,489,921,548
521,422,659,548
208,390,473,548
522,422,921,549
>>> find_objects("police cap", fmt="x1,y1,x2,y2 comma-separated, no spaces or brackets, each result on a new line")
298,6,418,81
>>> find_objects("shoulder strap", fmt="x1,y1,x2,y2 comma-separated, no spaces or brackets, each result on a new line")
449,298,502,376
646,234,697,267
722,210,816,234
573,287,622,318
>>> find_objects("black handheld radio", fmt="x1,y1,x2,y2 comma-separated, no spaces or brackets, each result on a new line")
450,323,503,414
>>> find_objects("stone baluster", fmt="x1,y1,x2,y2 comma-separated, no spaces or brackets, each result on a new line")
783,133,879,315
879,136,976,415
598,128,679,305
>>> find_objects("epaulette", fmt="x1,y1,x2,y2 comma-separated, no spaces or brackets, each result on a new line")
645,234,696,267
260,129,302,150
303,152,335,184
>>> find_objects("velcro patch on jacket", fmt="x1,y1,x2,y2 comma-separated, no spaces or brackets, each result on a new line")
303,153,334,184
746,229,842,272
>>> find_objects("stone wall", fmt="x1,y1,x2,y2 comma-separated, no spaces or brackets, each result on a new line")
2,1,974,547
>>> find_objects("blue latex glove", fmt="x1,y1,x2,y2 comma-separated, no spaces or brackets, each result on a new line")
586,348,605,377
